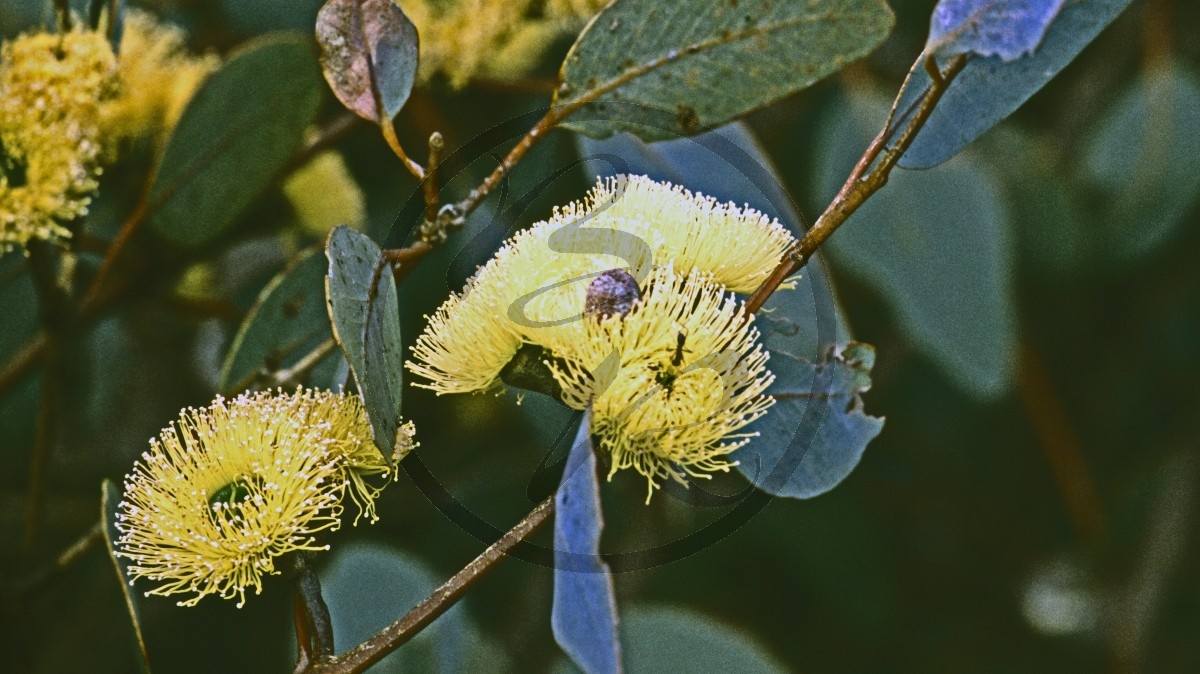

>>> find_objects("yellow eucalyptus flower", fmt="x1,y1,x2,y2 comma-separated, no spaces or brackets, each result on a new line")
283,148,367,238
407,176,787,499
402,0,609,87
407,175,793,394
546,266,775,501
101,9,220,147
116,388,415,607
0,28,117,251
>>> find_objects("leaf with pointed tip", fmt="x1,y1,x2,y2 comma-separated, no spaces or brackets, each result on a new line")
149,36,323,247
102,480,152,673
927,0,1066,61
325,226,404,463
555,0,894,141
219,249,336,393
553,410,622,674
316,0,418,124
734,343,883,498
896,0,1135,169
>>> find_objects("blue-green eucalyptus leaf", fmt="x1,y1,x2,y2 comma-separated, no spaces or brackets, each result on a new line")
926,0,1066,61
149,36,323,247
325,226,404,462
557,605,788,674
556,0,894,141
735,343,883,499
897,0,1136,169
553,410,622,674
1082,63,1200,261
318,541,480,673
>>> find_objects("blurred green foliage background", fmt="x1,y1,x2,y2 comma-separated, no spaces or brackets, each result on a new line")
2,0,1200,672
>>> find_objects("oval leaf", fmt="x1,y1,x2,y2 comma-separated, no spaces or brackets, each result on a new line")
325,226,404,463
553,410,622,674
148,35,323,247
1082,63,1200,261
897,0,1135,169
557,605,788,674
555,0,894,141
817,87,1017,397
318,541,480,671
102,480,152,673
927,0,1066,61
734,343,883,498
316,0,418,124
219,249,336,393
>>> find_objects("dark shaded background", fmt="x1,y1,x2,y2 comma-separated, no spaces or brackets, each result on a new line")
2,0,1199,671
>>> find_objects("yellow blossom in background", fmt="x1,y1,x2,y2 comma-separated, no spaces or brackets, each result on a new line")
0,28,117,250
407,175,788,499
116,388,415,607
402,0,610,87
283,147,367,238
101,8,220,148
546,266,774,500
407,175,794,394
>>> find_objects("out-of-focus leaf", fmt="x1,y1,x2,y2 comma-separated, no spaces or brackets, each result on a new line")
897,0,1135,169
325,226,404,462
219,249,332,393
734,343,883,498
575,121,851,355
816,87,1016,398
927,0,1065,61
982,126,1088,278
555,0,894,141
553,410,622,674
149,36,323,247
318,541,479,673
101,480,151,673
316,0,418,124
557,605,788,674
1082,63,1200,261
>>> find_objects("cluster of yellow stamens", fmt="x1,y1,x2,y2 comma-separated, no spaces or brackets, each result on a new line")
408,175,794,499
116,388,415,607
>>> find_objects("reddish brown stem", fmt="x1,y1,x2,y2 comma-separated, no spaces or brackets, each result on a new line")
745,54,968,315
307,495,556,674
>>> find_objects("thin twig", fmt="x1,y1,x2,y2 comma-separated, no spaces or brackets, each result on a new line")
14,521,103,597
0,331,48,398
1018,341,1108,544
745,54,969,315
382,241,433,286
222,337,340,397
269,338,339,389
284,112,362,176
422,132,444,224
380,120,426,181
80,193,150,312
308,495,556,674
